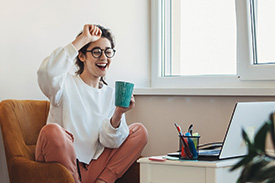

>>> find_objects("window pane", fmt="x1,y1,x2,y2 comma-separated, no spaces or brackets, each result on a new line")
255,0,275,64
169,0,236,76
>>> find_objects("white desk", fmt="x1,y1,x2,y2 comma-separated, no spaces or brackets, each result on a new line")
137,157,242,183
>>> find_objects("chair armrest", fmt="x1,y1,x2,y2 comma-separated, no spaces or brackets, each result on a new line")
9,157,75,183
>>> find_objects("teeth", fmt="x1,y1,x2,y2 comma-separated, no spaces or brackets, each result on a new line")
96,63,107,67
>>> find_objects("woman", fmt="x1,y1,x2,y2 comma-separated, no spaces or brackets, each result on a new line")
36,24,148,183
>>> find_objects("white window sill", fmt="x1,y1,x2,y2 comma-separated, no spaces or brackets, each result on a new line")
134,87,275,96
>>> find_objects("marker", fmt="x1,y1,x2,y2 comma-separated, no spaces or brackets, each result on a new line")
192,132,200,148
185,132,198,159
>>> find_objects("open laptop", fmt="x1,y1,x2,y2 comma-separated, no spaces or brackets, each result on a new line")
198,101,275,160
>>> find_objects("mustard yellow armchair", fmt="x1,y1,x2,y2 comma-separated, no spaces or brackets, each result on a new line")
0,100,74,183
0,99,139,183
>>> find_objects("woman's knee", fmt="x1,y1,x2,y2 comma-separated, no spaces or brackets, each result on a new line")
40,123,63,138
38,123,68,147
129,123,148,145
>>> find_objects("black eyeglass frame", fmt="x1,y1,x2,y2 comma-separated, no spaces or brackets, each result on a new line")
85,47,116,59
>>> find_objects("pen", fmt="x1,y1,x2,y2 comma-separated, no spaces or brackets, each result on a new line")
174,123,183,136
182,136,193,159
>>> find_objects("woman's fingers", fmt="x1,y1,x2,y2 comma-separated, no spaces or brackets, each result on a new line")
80,24,102,42
89,25,101,36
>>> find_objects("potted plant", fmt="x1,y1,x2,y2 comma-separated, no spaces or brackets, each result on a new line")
231,113,275,183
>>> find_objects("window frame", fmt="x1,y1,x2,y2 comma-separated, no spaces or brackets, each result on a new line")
237,0,275,80
150,0,275,93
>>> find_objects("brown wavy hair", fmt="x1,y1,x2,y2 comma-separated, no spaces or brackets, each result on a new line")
75,25,115,85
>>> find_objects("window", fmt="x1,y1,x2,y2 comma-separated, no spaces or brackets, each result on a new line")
168,0,236,77
252,0,275,64
150,0,275,90
238,0,275,80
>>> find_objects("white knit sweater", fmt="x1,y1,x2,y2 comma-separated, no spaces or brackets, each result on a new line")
37,43,129,164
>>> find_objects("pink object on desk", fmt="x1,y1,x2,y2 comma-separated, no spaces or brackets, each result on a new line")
149,156,166,162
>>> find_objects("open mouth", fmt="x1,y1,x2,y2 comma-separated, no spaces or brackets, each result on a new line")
95,63,108,69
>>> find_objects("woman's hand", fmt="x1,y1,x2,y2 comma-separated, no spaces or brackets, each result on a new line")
110,95,135,128
82,24,102,42
72,24,102,51
117,95,135,114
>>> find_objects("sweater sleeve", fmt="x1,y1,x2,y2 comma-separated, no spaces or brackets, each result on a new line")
37,43,78,106
99,114,129,148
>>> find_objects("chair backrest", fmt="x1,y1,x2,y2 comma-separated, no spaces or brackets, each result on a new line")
0,100,50,162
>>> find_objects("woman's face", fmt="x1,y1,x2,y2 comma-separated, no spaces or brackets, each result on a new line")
80,37,113,80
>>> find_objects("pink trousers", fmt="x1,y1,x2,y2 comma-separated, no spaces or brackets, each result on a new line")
35,123,148,183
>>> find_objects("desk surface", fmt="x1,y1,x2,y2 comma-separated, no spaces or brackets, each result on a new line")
138,156,241,168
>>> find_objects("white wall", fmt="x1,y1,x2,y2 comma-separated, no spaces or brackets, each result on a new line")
0,0,150,101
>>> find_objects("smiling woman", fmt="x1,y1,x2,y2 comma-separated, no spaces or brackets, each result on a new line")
36,24,148,183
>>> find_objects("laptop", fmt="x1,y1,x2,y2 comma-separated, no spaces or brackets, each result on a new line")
168,101,275,160
198,101,275,160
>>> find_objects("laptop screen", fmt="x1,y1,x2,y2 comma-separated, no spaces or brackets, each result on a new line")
219,101,275,159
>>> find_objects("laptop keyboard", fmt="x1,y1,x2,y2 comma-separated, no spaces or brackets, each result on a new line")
199,149,221,155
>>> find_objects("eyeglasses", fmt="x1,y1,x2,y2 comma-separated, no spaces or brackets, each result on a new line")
85,47,116,59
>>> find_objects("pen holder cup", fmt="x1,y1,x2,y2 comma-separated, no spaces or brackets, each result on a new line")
179,135,200,160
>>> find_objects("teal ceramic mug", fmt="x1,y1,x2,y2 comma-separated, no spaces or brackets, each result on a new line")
115,81,134,108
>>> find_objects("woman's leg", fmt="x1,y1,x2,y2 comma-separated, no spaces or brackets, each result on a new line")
80,123,148,183
35,123,80,183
